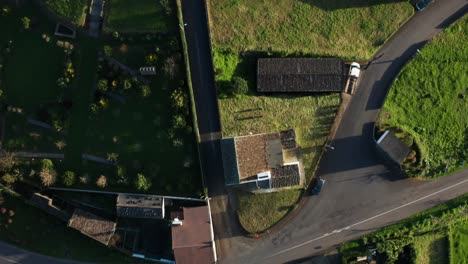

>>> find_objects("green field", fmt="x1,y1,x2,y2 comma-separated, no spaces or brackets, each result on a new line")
106,0,172,32
378,15,468,178
450,221,468,264
237,189,302,233
209,0,413,58
44,0,87,25
0,186,136,263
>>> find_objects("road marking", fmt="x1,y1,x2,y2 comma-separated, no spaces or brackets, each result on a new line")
0,256,21,264
266,177,468,259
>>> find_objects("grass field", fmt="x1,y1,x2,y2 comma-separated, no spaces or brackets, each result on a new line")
44,0,87,25
378,15,468,178
413,233,448,264
450,220,468,264
237,189,302,233
0,186,137,263
105,0,173,32
208,0,413,58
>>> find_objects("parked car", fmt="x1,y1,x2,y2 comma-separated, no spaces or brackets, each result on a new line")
311,177,326,195
415,0,433,11
349,62,361,78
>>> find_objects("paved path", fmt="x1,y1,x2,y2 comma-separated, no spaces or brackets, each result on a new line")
214,0,468,263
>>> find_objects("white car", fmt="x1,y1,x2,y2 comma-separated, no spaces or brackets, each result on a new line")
349,62,361,78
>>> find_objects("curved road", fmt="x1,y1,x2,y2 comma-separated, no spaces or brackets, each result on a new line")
209,0,467,263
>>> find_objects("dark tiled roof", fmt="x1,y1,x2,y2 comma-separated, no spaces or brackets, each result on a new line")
271,164,301,189
172,206,215,264
116,194,164,219
68,209,116,245
377,131,411,164
257,58,345,92
221,138,240,185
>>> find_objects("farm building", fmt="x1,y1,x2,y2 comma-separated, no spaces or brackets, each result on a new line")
116,194,165,219
171,206,217,264
221,129,304,192
257,58,345,92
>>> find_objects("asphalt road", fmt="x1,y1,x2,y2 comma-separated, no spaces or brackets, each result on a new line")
214,0,468,263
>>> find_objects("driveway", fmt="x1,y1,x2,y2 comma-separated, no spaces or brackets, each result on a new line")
214,0,468,263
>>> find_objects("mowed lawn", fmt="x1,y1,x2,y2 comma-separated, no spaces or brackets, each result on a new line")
1,5,64,113
379,15,468,178
450,221,468,264
105,0,171,32
208,0,413,58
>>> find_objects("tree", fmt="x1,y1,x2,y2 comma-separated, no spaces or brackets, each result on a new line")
170,88,187,110
21,17,30,30
134,173,151,191
0,153,15,173
145,53,157,65
140,84,151,97
41,159,53,171
96,175,107,188
123,79,132,90
1,173,15,185
62,171,75,186
173,114,186,129
230,77,248,96
97,79,108,92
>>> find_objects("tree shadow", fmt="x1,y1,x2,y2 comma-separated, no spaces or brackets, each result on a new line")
301,0,407,11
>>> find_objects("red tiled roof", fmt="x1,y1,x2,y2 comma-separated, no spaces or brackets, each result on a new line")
171,206,215,264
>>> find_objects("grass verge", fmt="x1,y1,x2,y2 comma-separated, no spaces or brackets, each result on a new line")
340,194,468,263
449,220,468,264
378,15,468,178
237,189,302,234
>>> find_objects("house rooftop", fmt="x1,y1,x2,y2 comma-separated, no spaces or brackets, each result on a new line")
171,206,215,264
257,58,345,92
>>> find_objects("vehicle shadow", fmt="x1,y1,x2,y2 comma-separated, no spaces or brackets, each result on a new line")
301,0,407,11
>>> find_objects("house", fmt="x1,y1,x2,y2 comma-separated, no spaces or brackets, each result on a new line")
376,130,411,164
171,206,217,264
257,58,345,92
116,194,165,219
221,129,305,192
68,208,116,246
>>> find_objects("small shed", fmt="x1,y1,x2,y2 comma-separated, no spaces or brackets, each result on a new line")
257,58,345,92
377,130,411,164
68,209,116,246
116,194,165,219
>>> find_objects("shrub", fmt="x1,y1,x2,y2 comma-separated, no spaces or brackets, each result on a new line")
62,171,75,186
1,173,15,184
173,114,186,129
123,79,132,90
170,88,187,110
41,159,54,171
140,84,151,97
79,173,89,184
159,0,172,15
21,17,30,30
163,56,178,79
103,45,113,57
0,153,15,173
39,168,57,186
96,175,107,188
97,79,109,92
230,77,248,96
145,54,157,65
116,165,128,185
134,173,151,191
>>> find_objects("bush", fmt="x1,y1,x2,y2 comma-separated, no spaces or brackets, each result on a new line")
97,79,109,92
39,168,57,187
41,159,54,171
1,173,15,184
173,114,186,129
96,175,107,188
140,84,151,98
145,53,157,65
0,153,16,173
21,17,30,30
230,77,248,96
62,171,75,186
134,173,151,191
116,165,128,185
170,88,187,110
103,45,113,57
123,79,132,90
